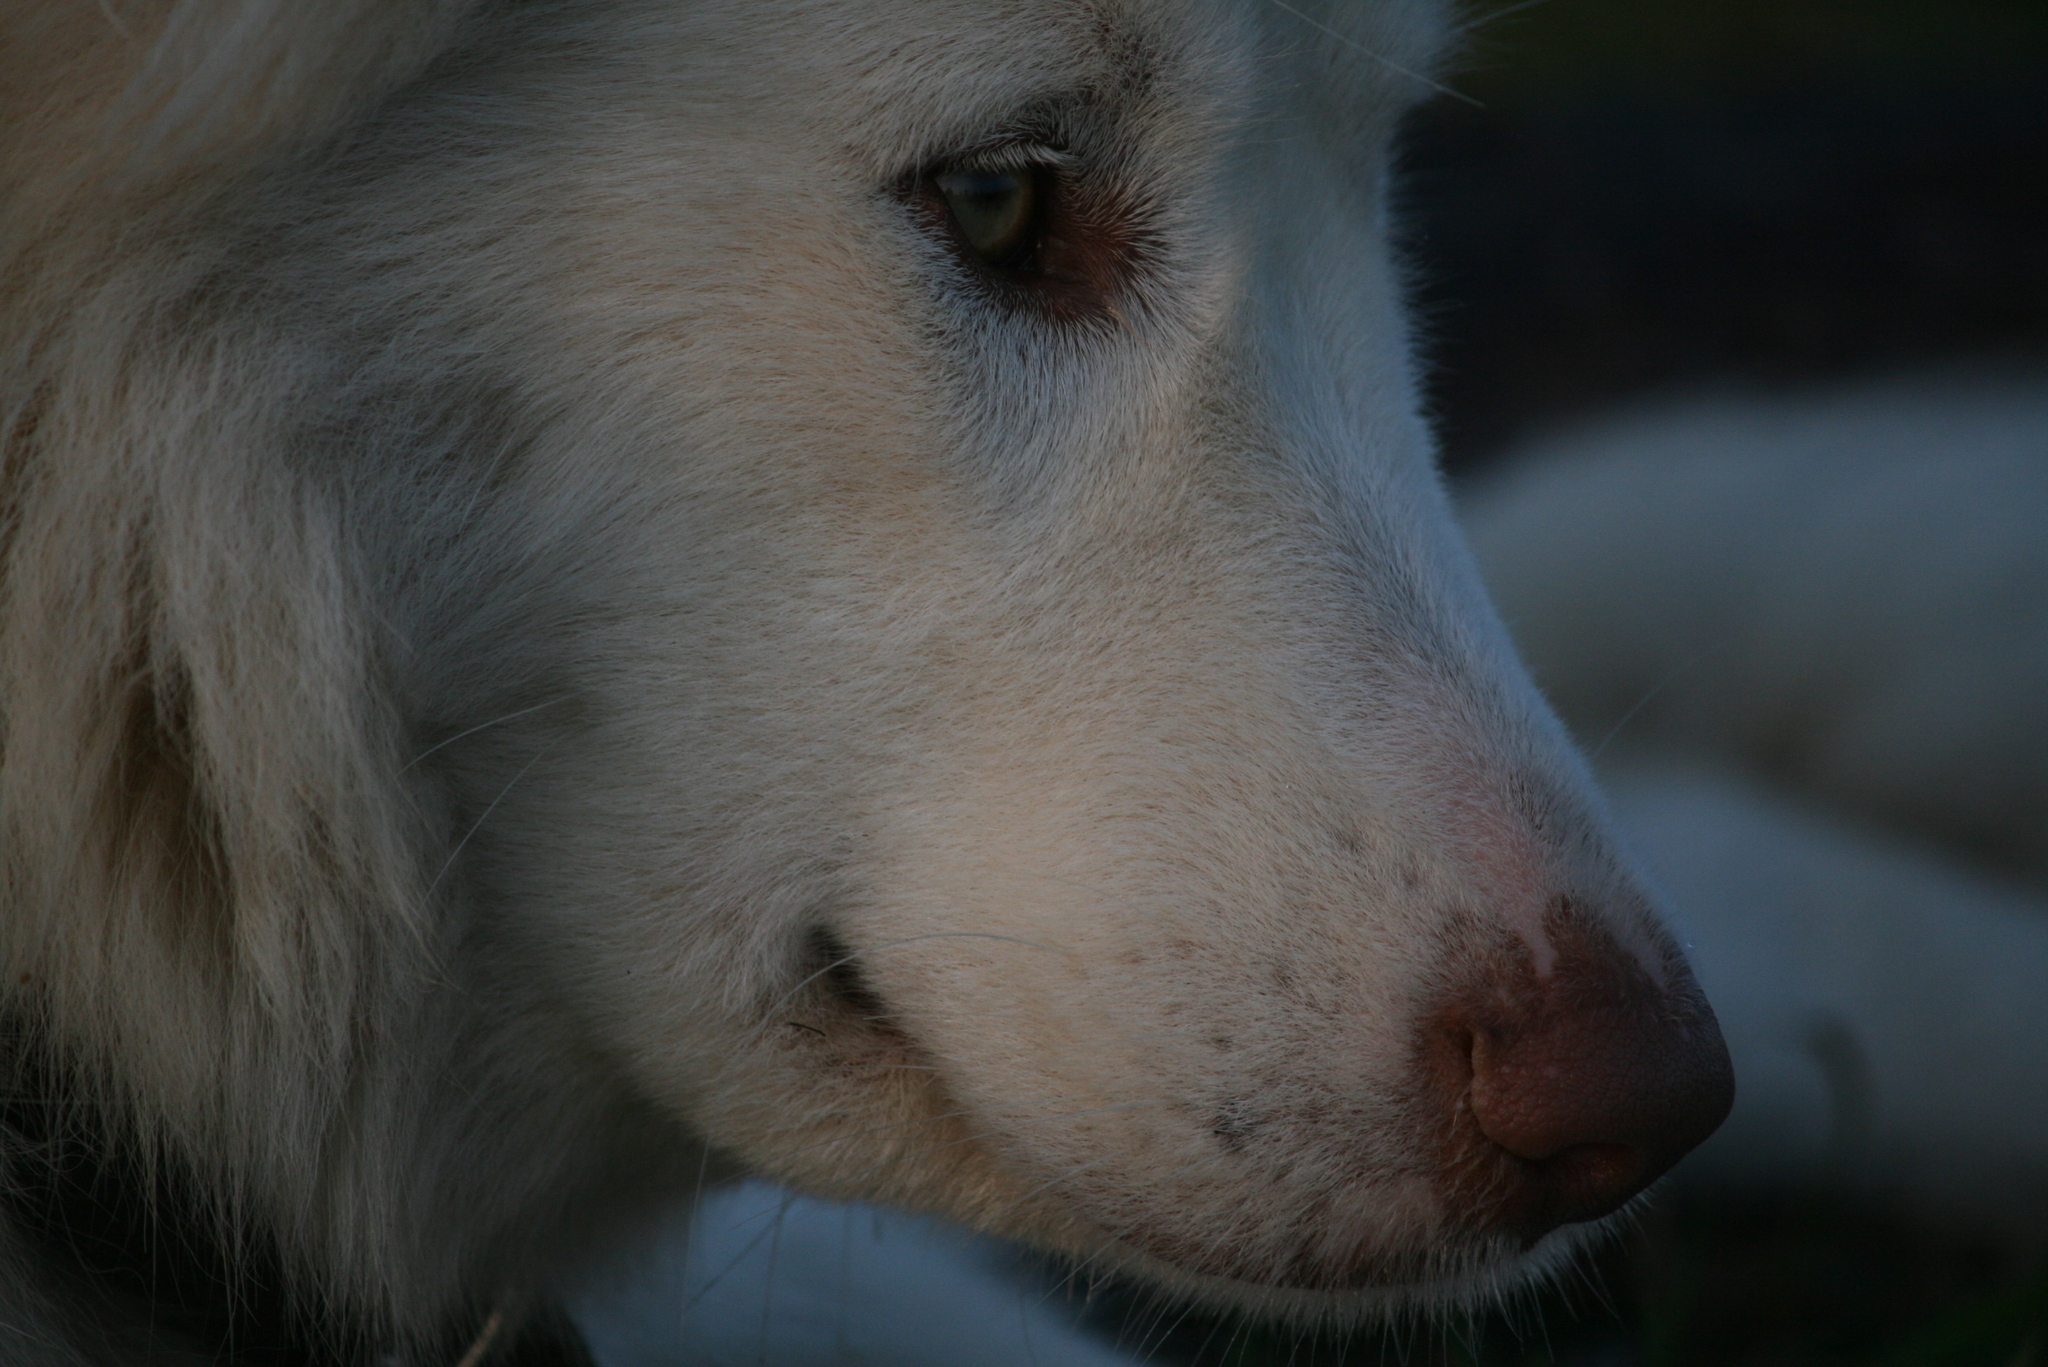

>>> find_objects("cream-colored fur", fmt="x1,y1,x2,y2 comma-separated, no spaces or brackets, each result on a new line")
1,1,1701,1359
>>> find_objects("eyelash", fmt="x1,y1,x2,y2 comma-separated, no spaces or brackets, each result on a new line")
953,141,1069,174
905,132,1139,324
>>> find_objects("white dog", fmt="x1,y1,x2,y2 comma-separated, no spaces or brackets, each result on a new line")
0,3,1734,1364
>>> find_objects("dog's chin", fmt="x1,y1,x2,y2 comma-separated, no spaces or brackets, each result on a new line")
1061,1207,1616,1330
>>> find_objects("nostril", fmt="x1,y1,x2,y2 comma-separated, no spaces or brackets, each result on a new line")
1466,1009,1698,1164
1467,993,1730,1178
1433,911,1736,1239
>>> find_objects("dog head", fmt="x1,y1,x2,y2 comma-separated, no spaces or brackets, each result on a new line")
0,0,1730,1338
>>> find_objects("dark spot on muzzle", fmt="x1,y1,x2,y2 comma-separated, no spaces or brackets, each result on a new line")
1420,900,1735,1244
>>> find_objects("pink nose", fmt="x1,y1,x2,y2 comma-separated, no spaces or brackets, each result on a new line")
1431,907,1734,1241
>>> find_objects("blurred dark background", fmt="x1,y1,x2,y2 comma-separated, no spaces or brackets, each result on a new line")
1397,0,2048,474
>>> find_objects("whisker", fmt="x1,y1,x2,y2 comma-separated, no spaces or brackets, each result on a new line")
676,1144,713,1337
401,697,565,771
749,929,1070,1030
1589,655,1698,759
1264,0,1481,106
676,1207,786,1318
1003,1152,1116,1209
1460,0,1556,33
739,1106,983,1164
424,736,562,899
756,1188,793,1363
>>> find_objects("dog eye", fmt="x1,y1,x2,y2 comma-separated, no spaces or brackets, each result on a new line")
934,167,1040,266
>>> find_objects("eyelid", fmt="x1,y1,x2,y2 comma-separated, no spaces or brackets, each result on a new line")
944,140,1070,174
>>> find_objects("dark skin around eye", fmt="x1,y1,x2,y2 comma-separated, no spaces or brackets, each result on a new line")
936,169,1036,264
